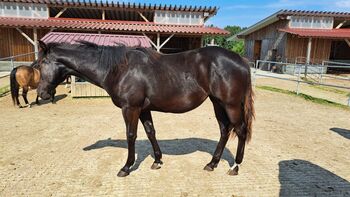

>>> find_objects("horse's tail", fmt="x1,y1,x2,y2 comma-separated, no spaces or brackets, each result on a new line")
243,68,255,142
10,67,19,105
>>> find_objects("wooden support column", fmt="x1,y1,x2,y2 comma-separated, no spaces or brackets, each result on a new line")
156,33,160,52
306,37,312,64
33,28,38,59
102,10,105,20
142,33,175,52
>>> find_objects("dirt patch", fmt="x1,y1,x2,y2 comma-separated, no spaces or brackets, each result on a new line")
0,84,349,196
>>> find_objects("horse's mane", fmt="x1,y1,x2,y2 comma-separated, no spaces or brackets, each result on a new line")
45,41,136,72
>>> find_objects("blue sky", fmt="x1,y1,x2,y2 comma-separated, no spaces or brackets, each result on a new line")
122,0,350,28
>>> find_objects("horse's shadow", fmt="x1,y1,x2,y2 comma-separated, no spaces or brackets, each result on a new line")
279,159,350,196
330,128,350,140
30,94,67,106
83,137,235,171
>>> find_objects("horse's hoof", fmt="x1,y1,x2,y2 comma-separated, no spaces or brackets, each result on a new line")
227,166,239,176
203,165,214,171
151,162,163,170
117,170,129,177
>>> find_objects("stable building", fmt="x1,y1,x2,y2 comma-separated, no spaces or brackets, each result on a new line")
0,0,229,62
232,10,350,65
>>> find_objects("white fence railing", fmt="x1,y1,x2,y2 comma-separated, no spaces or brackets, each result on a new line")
253,60,350,106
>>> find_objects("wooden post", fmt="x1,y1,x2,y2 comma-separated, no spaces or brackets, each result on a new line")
305,37,312,77
33,28,38,59
102,10,105,20
157,33,160,52
306,37,312,64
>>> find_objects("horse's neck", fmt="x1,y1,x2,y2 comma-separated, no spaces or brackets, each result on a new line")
55,50,107,88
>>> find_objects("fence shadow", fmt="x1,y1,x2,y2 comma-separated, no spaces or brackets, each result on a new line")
330,128,350,140
83,137,235,171
279,159,350,196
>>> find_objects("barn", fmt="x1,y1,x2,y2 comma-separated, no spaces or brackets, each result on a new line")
231,10,350,66
0,0,228,60
0,0,228,97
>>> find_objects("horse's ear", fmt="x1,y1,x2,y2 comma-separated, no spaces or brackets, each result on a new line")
38,40,47,52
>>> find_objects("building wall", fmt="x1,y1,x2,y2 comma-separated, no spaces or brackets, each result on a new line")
0,27,48,61
244,20,289,61
286,34,332,64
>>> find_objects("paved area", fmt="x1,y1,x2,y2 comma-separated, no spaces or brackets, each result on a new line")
0,85,349,196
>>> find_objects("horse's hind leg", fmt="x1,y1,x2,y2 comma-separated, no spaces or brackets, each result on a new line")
224,104,246,176
35,95,40,105
139,110,163,169
22,87,30,107
204,97,232,171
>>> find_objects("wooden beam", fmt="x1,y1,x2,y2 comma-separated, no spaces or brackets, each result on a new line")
336,20,347,29
142,33,157,49
159,34,175,49
345,39,350,47
55,8,67,18
16,28,35,46
138,11,149,22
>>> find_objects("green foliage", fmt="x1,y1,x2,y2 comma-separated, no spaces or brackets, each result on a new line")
204,25,246,55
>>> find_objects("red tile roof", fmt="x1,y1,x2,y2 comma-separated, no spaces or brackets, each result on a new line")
0,17,229,35
41,32,152,47
277,10,350,18
279,28,350,39
2,0,218,15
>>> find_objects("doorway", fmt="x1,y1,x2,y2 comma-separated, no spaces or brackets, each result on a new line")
253,40,262,61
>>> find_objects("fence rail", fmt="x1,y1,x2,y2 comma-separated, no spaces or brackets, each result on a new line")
254,60,350,106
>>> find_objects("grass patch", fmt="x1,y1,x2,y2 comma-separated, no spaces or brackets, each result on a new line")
300,76,349,95
256,85,350,110
0,85,10,97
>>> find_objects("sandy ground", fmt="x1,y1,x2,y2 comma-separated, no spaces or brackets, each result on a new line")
0,84,349,196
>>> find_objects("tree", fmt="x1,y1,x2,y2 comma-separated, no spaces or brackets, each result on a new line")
204,25,246,55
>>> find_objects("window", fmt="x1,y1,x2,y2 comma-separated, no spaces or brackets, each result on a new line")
289,16,333,29
0,2,48,18
154,11,203,25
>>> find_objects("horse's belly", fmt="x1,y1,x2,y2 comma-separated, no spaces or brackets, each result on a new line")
149,91,208,113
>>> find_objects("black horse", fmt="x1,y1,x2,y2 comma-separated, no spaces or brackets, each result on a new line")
36,41,254,177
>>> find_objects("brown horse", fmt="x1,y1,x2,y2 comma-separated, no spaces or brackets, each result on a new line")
10,63,56,108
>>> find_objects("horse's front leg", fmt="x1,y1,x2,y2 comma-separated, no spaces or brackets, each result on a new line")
117,106,141,177
140,110,163,169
